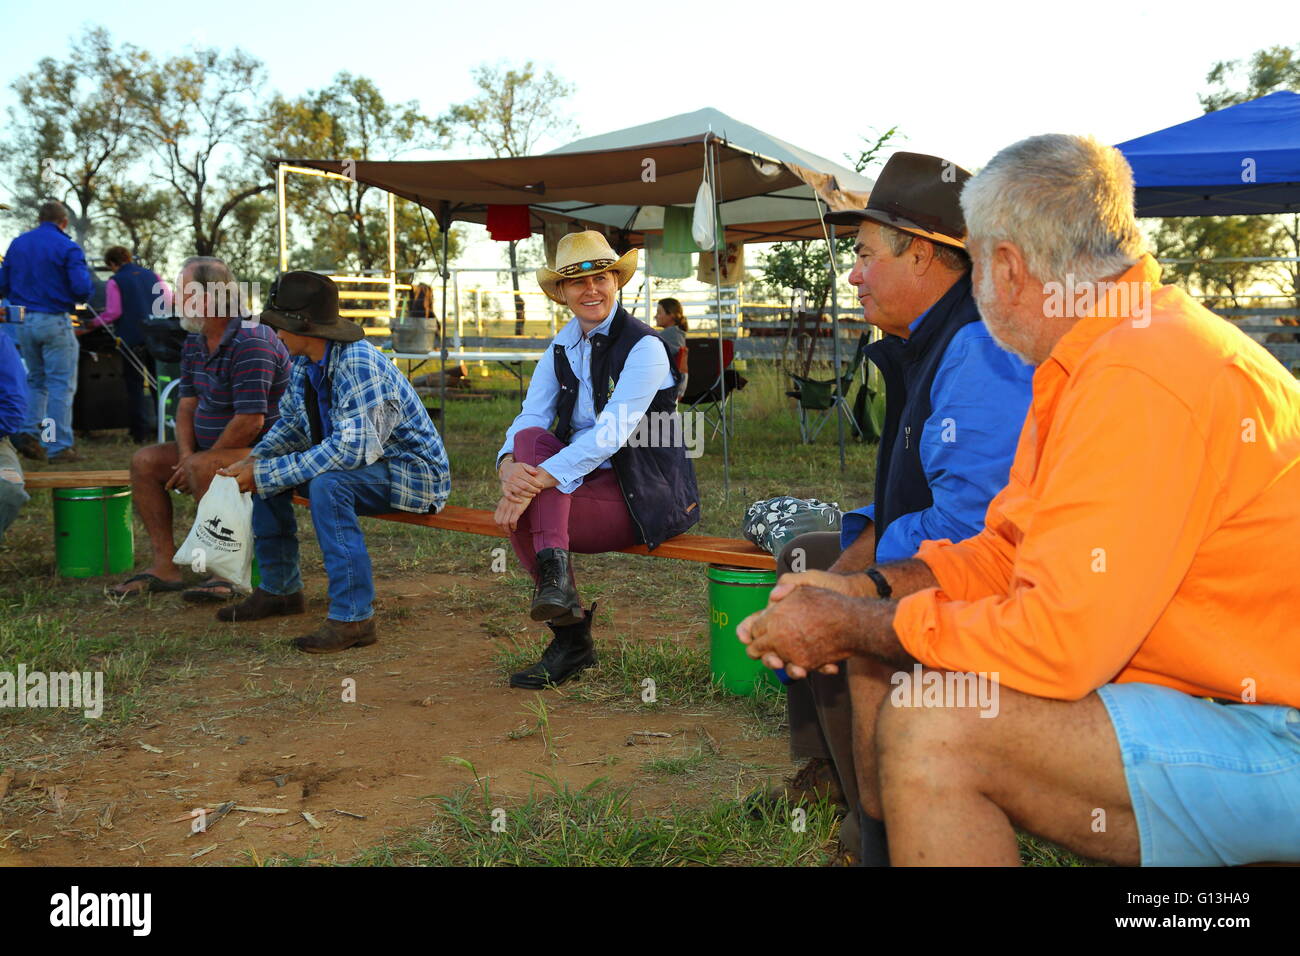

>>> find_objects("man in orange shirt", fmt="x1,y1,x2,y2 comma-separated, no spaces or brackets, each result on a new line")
740,133,1300,866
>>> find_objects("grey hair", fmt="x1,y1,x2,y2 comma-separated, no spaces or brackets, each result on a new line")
179,256,240,318
960,134,1145,285
38,200,67,223
876,221,970,272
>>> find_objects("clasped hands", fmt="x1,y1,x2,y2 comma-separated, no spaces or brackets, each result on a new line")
493,458,558,532
737,569,879,680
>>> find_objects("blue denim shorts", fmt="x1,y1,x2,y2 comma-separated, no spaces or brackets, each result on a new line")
1098,682,1300,866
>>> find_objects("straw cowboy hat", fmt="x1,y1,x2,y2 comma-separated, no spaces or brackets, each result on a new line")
824,151,971,250
258,271,363,343
536,231,638,304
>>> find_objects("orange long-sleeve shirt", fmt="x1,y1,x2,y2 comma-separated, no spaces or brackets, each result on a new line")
894,256,1300,707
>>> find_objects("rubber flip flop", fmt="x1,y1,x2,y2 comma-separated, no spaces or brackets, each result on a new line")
107,573,185,597
182,579,238,604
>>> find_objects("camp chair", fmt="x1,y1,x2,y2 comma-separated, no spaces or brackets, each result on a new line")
680,338,747,438
786,335,868,444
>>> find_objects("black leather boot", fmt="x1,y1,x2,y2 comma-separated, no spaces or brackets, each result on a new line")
510,604,597,689
530,548,582,623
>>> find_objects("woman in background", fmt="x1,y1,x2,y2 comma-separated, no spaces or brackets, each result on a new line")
654,297,689,399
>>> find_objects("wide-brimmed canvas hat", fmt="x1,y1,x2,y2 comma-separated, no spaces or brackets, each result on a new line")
258,271,363,343
536,231,638,304
824,151,971,250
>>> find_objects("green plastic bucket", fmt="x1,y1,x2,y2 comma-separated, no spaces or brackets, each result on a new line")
708,564,782,696
53,486,134,578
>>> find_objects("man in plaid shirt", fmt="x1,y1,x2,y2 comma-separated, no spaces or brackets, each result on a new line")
219,272,450,653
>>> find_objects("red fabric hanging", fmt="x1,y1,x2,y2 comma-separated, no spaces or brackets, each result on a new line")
486,204,532,242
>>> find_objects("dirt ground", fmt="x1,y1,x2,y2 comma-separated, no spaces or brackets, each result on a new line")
0,569,790,867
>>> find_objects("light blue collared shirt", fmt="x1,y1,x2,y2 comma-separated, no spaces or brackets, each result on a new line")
498,305,676,493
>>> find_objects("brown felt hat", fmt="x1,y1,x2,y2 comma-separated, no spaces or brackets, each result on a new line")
825,151,971,249
258,271,363,343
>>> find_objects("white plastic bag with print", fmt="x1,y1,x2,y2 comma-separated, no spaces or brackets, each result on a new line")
173,474,254,591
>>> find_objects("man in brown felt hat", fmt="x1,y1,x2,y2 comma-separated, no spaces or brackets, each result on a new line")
754,152,1035,864
216,271,451,653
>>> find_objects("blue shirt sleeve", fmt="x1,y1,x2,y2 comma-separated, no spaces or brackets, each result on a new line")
840,503,875,551
64,241,94,302
0,333,28,438
498,343,561,466
873,323,1034,563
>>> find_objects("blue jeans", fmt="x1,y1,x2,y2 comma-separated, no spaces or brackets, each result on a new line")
251,461,394,622
0,436,29,541
16,311,78,457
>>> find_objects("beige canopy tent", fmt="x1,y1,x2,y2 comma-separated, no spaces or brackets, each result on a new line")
283,108,871,243
279,108,875,485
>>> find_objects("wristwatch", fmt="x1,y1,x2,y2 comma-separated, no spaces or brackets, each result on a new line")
861,566,893,599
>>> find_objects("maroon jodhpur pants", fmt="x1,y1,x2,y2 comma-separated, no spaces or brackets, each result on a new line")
508,427,639,586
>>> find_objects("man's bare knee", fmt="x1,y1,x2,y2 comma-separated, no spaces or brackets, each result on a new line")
185,456,215,498
875,691,970,770
132,443,178,483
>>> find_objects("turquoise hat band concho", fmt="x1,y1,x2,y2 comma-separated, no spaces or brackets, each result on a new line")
557,257,615,277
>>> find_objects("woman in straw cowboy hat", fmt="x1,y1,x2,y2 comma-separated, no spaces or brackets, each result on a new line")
495,230,701,689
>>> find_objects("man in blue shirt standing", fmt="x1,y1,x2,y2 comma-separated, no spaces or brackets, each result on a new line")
0,200,94,462
767,153,1034,864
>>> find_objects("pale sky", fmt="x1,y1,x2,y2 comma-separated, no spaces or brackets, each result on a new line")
0,0,1292,269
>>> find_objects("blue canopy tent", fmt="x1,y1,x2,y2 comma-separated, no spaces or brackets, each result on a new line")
1115,90,1300,217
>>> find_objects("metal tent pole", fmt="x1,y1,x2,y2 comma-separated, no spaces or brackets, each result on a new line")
437,201,451,430
387,192,397,321
706,134,729,501
276,164,288,274
813,192,846,471
828,225,845,471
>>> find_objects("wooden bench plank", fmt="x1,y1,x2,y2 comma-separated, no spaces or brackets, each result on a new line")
292,497,776,570
23,470,132,489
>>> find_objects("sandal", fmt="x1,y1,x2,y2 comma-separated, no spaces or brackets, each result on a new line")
182,578,239,604
108,573,186,597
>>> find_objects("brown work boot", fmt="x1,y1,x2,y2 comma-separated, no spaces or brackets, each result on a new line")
216,587,305,622
746,757,846,818
289,618,377,654
785,756,846,806
11,433,46,461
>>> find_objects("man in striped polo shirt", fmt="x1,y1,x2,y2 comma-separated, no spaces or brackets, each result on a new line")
109,256,290,601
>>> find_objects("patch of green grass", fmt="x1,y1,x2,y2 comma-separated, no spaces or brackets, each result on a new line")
642,747,712,777
492,630,788,737
1017,833,1097,867
343,773,839,867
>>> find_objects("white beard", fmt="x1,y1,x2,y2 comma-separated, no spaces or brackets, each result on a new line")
180,315,204,334
974,258,1034,364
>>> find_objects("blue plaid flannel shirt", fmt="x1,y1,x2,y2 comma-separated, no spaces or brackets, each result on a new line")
252,339,450,513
